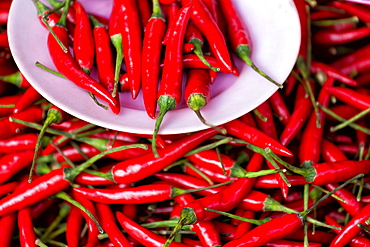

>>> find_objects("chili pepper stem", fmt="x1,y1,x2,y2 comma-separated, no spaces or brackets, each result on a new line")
152,95,176,157
204,208,270,225
191,39,220,72
236,44,283,88
110,34,123,97
195,110,226,134
163,217,187,247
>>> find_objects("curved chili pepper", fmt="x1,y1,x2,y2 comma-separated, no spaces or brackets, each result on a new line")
0,182,18,199
71,190,100,247
41,143,101,164
152,2,193,156
325,183,363,217
329,202,370,247
310,61,357,86
313,26,370,46
162,1,180,44
185,23,219,72
233,210,255,239
47,2,120,114
110,128,217,184
18,207,37,247
293,0,309,65
217,0,282,88
95,203,133,247
12,87,42,115
0,151,34,185
0,94,23,117
74,166,115,186
331,43,370,75
325,86,370,111
255,100,278,140
332,1,370,23
269,91,291,126
66,203,84,247
142,0,166,119
181,54,232,74
224,119,293,157
321,139,348,163
224,213,303,247
116,211,191,247
181,0,232,73
0,213,16,246
253,174,311,189
1,106,44,140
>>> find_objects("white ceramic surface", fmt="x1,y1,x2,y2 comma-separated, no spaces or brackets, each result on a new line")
8,0,300,135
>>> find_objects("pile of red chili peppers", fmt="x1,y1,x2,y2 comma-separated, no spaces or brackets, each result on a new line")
0,0,369,246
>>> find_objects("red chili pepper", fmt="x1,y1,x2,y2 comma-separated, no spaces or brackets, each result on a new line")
255,100,278,140
0,133,37,153
74,166,115,186
0,213,16,246
2,106,44,140
321,139,348,163
183,42,195,53
181,54,232,74
41,143,100,164
293,0,309,64
224,213,304,247
265,240,322,247
329,202,370,247
12,86,42,115
254,174,306,189
331,43,370,75
31,199,56,220
137,0,151,31
152,2,193,156
284,228,335,244
180,0,232,72
116,211,191,247
88,130,140,143
72,1,95,74
0,1,11,25
71,190,100,247
313,26,370,46
114,0,142,99
325,215,370,247
142,0,166,119
325,183,363,217
0,151,34,185
0,182,18,199
162,1,180,44
0,94,23,117
234,210,255,239
217,0,282,88
269,91,291,126
224,119,293,157
0,71,31,89
110,128,217,184
66,203,84,246
90,15,116,95
324,86,370,111
332,1,370,23
0,30,8,48
18,207,37,247
72,184,195,204
311,61,357,86
96,203,133,247
48,1,120,114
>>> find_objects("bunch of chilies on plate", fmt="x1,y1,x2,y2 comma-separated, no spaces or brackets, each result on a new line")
0,0,369,246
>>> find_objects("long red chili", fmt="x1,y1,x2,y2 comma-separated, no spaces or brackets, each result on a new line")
0,133,38,153
12,86,42,115
0,212,16,246
152,2,193,156
66,203,84,247
0,151,34,185
269,90,291,126
18,207,37,247
224,119,293,157
181,0,232,73
116,211,191,247
313,26,370,46
310,61,357,86
110,128,217,184
142,0,166,119
324,86,370,111
224,213,304,247
48,0,120,114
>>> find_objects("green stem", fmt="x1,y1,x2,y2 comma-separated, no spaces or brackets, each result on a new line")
311,185,346,203
253,108,268,122
204,208,271,225
35,61,65,78
0,104,15,108
182,161,214,185
40,203,70,241
330,108,370,132
318,103,370,135
184,137,232,156
190,38,220,72
152,95,177,157
111,34,123,97
35,239,48,247
194,110,227,135
83,169,115,182
141,219,191,230
46,223,67,240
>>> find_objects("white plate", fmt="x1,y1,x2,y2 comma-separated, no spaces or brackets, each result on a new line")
8,0,300,135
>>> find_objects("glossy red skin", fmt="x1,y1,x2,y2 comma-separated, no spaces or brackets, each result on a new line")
0,151,34,185
0,212,16,245
47,25,120,114
313,27,370,46
255,100,278,140
96,203,133,247
223,213,303,247
0,94,23,117
18,207,37,247
12,87,42,114
285,229,335,244
321,139,348,163
142,13,166,119
326,215,370,247
224,119,293,157
111,128,217,183
310,160,370,185
159,2,193,106
332,1,370,23
269,91,290,126
73,184,176,204
66,205,84,247
0,106,44,140
181,0,232,72
73,1,95,72
162,2,180,44
293,0,309,60
325,86,370,111
0,168,70,216
184,69,211,109
116,211,191,247
0,133,37,153
310,61,357,86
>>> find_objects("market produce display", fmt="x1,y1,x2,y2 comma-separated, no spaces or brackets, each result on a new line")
0,0,369,246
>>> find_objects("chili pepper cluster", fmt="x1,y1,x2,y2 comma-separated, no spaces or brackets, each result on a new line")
0,0,369,246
